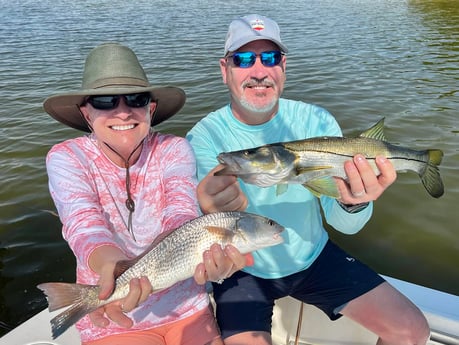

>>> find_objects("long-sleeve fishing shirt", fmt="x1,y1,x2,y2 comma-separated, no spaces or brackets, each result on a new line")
46,131,208,342
186,99,373,279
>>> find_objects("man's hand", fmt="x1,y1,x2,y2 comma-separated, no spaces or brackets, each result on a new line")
336,154,397,204
194,244,253,285
197,165,248,214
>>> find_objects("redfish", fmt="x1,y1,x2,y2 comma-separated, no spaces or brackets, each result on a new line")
38,211,285,338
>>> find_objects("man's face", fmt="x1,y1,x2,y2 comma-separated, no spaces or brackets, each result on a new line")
220,40,286,125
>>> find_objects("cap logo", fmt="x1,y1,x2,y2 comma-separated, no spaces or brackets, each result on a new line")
250,19,265,31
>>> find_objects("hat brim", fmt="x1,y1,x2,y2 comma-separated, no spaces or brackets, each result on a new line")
225,36,288,55
43,86,186,132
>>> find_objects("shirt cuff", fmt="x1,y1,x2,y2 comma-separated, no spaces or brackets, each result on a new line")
336,200,370,214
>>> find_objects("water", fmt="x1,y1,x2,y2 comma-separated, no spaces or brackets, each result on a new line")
0,0,458,334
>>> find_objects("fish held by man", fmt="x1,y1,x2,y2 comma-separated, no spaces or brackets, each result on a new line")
37,211,285,339
215,118,444,198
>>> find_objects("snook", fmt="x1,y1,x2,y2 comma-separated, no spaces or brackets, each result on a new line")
216,118,444,198
38,211,284,339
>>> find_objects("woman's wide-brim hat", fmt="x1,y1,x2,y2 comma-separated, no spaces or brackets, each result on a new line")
43,43,186,132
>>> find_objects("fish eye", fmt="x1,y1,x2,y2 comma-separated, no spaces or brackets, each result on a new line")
243,149,256,156
268,220,274,226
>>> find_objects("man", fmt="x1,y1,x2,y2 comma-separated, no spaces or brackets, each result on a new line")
187,14,430,345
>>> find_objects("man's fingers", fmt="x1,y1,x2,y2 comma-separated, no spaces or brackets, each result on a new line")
194,262,208,285
224,245,248,271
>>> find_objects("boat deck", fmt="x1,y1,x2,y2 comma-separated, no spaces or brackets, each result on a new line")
271,276,459,345
1,276,458,345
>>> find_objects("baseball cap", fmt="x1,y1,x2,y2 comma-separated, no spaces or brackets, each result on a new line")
224,14,288,56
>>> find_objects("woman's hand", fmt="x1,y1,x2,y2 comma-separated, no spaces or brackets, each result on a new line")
87,246,153,328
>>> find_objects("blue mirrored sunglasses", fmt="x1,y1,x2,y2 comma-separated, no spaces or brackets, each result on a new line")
227,51,284,68
86,92,151,110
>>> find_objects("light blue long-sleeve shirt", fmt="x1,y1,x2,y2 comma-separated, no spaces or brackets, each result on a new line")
187,98,373,279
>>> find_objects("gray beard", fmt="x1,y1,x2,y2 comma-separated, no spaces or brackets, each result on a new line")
239,96,277,114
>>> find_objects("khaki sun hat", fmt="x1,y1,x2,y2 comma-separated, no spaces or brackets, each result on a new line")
43,42,186,132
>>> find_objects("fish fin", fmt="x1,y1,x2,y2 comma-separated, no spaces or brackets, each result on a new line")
359,118,386,141
420,149,444,198
276,184,288,195
37,282,100,339
114,229,176,278
303,177,341,198
427,149,443,166
205,226,233,237
114,258,139,278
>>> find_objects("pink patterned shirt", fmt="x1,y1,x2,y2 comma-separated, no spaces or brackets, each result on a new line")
46,131,209,342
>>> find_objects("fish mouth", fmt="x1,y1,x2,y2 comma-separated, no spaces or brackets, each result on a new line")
217,154,225,164
273,232,284,243
215,166,238,176
216,154,241,175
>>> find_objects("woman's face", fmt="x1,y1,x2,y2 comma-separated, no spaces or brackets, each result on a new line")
80,94,156,166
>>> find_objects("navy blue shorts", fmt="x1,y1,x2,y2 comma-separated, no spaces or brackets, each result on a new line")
212,239,385,339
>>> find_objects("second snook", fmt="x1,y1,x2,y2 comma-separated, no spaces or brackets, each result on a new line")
37,211,285,339
216,118,444,199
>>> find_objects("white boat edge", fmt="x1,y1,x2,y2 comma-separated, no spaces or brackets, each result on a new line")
1,275,458,345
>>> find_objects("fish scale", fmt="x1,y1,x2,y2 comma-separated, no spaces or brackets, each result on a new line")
117,212,239,292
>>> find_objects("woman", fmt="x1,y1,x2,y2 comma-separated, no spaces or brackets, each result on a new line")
43,42,225,345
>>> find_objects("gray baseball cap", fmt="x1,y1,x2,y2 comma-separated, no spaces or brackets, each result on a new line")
224,14,288,56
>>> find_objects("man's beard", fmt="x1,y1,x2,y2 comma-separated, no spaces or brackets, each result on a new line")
239,95,278,114
239,78,278,114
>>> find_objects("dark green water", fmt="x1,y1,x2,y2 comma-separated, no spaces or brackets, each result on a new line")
0,0,458,335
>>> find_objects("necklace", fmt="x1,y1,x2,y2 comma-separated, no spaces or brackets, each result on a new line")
102,140,144,241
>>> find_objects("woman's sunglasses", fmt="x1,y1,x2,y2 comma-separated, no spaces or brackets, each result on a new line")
86,92,151,110
227,51,284,68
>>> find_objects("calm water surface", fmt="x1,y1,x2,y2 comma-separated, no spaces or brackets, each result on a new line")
0,0,458,334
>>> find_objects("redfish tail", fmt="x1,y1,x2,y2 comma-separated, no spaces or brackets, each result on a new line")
421,149,444,198
37,282,100,339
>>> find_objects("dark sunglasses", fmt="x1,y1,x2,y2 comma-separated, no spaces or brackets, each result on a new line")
227,51,284,68
86,92,151,110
